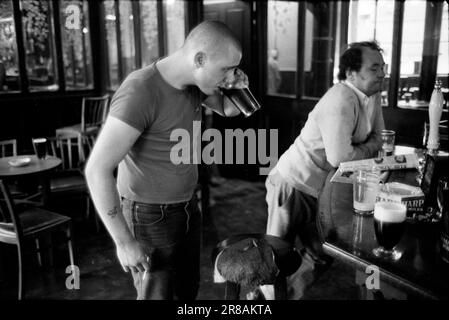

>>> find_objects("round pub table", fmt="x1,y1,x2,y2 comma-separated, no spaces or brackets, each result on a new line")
0,155,62,206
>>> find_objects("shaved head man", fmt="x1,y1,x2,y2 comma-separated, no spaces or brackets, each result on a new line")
85,20,249,300
183,20,242,58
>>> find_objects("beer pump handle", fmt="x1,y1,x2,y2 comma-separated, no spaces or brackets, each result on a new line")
427,80,444,153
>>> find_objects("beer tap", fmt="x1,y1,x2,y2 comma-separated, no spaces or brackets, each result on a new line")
427,80,444,154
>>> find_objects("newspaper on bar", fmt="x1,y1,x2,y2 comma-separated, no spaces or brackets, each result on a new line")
330,153,419,184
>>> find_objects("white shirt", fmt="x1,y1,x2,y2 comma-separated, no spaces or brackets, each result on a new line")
344,81,375,133
274,82,385,197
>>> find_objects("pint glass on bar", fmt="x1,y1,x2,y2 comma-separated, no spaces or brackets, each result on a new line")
353,169,380,215
372,202,407,261
380,130,395,157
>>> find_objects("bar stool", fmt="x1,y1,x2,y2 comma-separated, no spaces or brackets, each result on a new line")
212,233,302,300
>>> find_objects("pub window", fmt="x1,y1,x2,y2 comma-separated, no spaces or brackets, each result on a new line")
140,0,160,67
163,0,186,55
0,0,20,93
266,0,298,97
0,0,95,94
119,0,136,78
400,0,448,105
104,0,187,91
348,0,394,106
60,0,93,90
345,0,448,108
398,0,427,107
21,0,59,92
104,0,119,90
302,1,337,98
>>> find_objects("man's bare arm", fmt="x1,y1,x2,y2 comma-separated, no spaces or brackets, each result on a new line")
85,116,149,273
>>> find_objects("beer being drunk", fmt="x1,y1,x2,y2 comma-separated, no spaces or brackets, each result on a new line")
373,202,406,260
221,87,261,117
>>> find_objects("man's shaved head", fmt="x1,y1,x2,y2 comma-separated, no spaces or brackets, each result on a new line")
183,20,241,61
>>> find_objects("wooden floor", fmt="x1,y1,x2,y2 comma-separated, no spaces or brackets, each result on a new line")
0,178,359,300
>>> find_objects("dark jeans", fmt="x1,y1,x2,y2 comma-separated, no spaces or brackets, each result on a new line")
121,195,202,300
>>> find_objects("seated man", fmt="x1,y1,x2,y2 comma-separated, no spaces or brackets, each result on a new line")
261,41,386,299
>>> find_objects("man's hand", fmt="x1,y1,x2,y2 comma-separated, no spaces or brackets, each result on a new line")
116,240,151,274
220,68,249,89
203,68,250,117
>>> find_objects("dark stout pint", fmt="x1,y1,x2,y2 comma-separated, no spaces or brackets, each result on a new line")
374,213,406,249
373,202,407,260
32,138,47,159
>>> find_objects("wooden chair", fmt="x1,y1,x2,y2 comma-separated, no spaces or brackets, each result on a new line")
55,94,110,162
0,139,31,209
0,180,74,300
0,139,17,158
44,136,99,232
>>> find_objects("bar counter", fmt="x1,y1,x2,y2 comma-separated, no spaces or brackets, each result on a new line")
317,153,449,300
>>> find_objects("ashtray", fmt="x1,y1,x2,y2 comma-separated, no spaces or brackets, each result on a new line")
8,157,31,167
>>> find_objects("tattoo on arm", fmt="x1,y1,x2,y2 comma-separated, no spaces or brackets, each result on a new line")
107,206,119,219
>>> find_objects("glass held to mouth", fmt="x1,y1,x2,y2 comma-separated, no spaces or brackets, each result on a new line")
221,87,261,117
219,68,261,117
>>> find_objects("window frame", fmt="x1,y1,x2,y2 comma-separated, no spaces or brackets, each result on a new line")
298,1,338,100
0,0,203,98
0,0,96,97
341,0,447,109
264,0,301,99
260,0,340,105
104,0,191,92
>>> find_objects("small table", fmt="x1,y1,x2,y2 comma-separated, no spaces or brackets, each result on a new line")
0,155,62,206
318,153,449,300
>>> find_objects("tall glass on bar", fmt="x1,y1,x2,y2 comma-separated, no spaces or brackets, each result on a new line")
353,169,380,215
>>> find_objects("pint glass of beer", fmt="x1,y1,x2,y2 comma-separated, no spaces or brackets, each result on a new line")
380,130,395,157
372,202,407,261
353,169,380,215
32,138,47,159
221,87,261,117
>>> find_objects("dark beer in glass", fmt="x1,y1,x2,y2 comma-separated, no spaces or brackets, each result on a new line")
221,87,261,117
373,202,407,261
32,138,47,159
